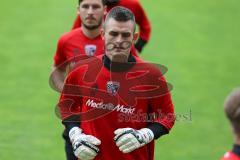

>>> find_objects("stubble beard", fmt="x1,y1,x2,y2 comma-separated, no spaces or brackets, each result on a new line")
82,19,102,30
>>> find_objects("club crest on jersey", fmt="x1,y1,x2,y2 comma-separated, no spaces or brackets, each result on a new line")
107,81,120,96
85,45,96,56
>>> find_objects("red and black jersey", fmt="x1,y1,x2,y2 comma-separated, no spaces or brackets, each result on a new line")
58,55,175,160
72,0,151,42
53,28,104,67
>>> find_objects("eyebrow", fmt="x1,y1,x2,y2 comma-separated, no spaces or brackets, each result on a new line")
109,31,119,35
109,31,132,37
81,3,101,7
122,32,131,37
109,30,132,34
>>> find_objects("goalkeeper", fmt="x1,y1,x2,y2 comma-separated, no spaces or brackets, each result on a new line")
58,6,175,160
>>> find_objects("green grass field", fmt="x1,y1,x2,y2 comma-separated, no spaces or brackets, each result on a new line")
0,0,239,159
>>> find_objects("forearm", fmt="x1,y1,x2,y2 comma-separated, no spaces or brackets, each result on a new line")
50,66,66,92
147,122,169,139
135,37,147,53
62,120,80,134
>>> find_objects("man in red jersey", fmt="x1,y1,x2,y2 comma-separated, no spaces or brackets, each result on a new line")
51,0,138,93
58,6,175,160
51,0,105,92
72,0,151,53
51,0,105,160
221,88,240,160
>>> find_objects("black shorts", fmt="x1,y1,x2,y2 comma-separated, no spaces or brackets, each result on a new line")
62,129,78,160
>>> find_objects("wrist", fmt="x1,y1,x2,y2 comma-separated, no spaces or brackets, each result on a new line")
69,127,82,143
139,128,154,144
147,123,169,139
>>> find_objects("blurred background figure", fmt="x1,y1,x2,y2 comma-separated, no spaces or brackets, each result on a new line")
221,88,240,160
52,0,105,159
72,0,151,53
51,0,105,92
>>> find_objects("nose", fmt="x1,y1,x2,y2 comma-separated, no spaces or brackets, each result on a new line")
115,35,123,43
87,6,94,15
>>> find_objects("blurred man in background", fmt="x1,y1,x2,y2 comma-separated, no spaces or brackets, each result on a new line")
51,0,105,92
221,88,240,160
52,0,105,159
72,0,151,53
51,0,138,93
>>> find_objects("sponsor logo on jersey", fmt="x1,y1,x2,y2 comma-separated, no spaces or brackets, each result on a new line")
85,45,96,56
86,99,135,114
107,81,120,96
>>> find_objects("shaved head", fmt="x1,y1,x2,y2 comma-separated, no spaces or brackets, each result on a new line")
224,88,240,133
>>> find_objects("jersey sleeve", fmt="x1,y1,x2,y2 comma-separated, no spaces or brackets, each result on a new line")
148,75,175,131
221,152,240,160
72,15,81,30
134,0,151,42
53,36,67,67
58,70,83,123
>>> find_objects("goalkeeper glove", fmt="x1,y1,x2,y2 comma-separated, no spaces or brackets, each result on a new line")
114,128,154,153
69,127,101,160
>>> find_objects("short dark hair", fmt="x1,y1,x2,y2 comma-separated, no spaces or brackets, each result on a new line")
78,0,105,5
105,0,119,6
224,88,240,133
105,6,136,32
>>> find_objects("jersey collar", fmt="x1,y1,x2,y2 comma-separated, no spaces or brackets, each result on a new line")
102,54,136,72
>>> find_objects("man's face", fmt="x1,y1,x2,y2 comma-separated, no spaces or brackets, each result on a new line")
78,0,105,30
104,18,137,62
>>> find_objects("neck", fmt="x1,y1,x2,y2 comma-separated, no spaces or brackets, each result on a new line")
103,54,136,72
81,26,101,39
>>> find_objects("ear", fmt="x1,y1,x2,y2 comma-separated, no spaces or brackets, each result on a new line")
104,6,107,16
77,6,80,15
101,29,105,40
133,32,139,42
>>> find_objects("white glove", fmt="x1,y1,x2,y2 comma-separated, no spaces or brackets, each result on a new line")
69,127,101,160
114,128,154,153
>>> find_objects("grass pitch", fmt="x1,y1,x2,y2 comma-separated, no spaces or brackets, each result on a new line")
0,0,239,159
